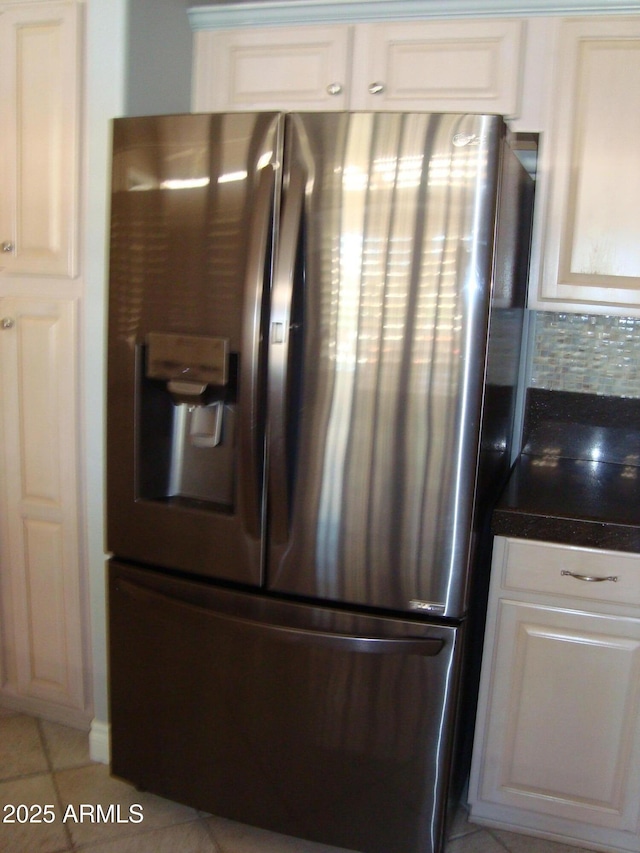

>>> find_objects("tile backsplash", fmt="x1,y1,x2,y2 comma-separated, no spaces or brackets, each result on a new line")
530,312,640,399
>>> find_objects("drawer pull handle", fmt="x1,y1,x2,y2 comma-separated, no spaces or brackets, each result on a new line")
561,570,619,583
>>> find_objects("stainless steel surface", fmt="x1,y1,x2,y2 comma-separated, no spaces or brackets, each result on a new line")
561,570,619,583
106,110,533,853
109,559,462,853
368,81,385,94
107,111,283,584
107,110,530,615
268,112,505,617
326,82,343,95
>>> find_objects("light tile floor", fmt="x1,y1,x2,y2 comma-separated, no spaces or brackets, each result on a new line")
0,708,592,853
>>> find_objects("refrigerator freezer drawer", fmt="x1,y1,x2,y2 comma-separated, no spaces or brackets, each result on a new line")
108,560,463,853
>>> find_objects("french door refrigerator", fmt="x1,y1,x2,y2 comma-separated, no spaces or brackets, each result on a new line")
107,111,533,853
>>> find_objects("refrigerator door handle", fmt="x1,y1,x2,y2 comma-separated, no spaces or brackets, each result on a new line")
240,163,277,539
115,577,445,657
268,161,306,547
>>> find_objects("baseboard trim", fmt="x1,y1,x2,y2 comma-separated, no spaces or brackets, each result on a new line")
89,719,110,764
0,693,91,731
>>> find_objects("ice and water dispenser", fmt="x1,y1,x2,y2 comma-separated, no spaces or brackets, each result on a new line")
137,332,237,511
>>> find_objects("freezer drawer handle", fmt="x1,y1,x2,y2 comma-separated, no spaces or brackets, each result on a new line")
115,578,445,657
230,619,446,656
561,570,619,583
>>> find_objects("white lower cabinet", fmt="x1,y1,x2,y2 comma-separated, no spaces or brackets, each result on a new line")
0,297,90,727
469,537,640,852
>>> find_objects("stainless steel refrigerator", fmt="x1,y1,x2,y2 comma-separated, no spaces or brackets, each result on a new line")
107,111,533,853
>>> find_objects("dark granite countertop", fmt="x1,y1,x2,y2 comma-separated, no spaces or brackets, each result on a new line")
493,454,640,552
492,389,640,553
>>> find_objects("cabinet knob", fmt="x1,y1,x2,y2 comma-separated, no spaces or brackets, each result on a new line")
368,82,385,95
1,241,14,253
326,82,343,96
1,317,15,329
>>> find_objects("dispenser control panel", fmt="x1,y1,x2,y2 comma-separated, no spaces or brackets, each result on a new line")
146,333,229,386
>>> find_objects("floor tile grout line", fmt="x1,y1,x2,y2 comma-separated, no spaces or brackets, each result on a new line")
201,814,225,853
68,815,218,852
486,826,524,853
38,718,78,852
0,759,100,785
0,767,56,784
447,826,484,842
36,717,55,774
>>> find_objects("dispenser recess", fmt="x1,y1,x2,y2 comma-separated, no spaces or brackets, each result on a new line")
138,332,236,511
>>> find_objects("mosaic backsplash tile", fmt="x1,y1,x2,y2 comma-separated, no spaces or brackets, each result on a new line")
530,312,640,399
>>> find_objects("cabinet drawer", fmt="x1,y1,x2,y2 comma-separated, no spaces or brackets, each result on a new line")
501,538,640,607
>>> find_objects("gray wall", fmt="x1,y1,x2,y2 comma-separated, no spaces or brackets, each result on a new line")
126,0,193,116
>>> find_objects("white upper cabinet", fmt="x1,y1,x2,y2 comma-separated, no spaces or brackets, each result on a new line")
350,19,523,115
193,18,524,118
0,1,80,278
533,16,640,313
192,6,640,316
193,25,352,111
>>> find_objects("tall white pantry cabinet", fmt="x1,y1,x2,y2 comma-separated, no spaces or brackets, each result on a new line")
0,1,90,727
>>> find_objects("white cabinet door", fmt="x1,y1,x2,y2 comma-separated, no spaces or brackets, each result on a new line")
0,1,80,278
477,598,640,833
535,16,640,313
193,25,352,111
192,18,525,117
350,19,524,115
0,297,88,722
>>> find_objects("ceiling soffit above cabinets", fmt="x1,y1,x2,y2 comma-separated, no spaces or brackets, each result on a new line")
187,0,640,31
